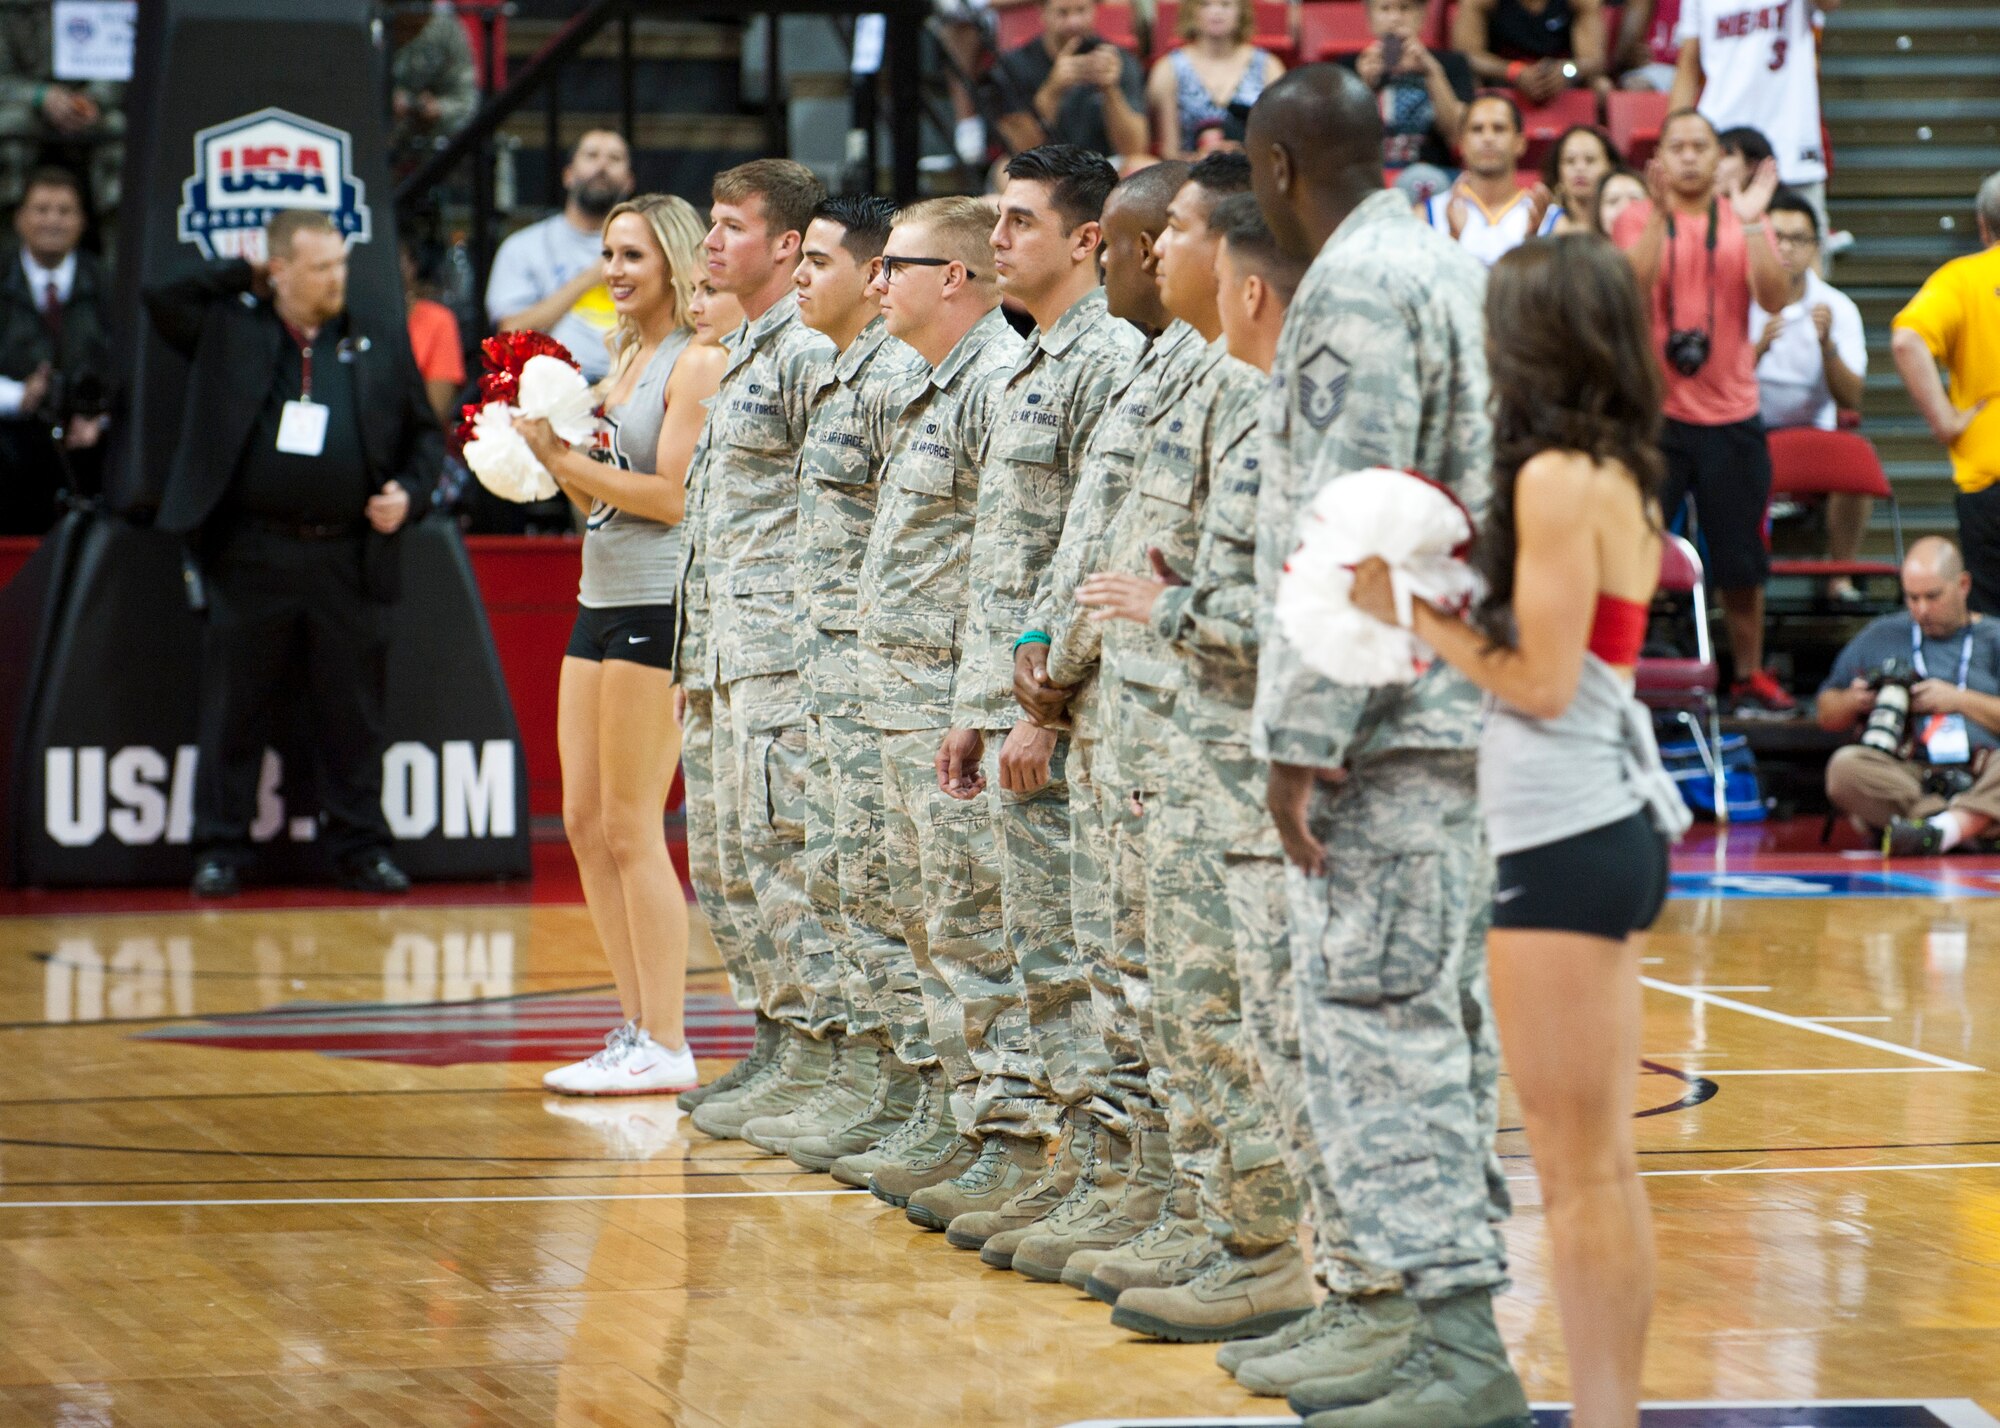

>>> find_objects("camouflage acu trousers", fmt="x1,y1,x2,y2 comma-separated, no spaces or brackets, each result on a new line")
1225,852,1400,1297
876,726,996,1134
983,735,1078,1146
1067,732,1150,1135
1109,795,1175,1148
797,714,856,1037
1150,791,1301,1253
816,714,901,1045
679,689,759,1011
1290,749,1512,1302
711,676,812,1031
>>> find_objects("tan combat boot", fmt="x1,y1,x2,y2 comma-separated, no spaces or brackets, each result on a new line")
678,1014,782,1113
827,1062,946,1187
906,1133,1049,1231
788,1053,923,1173
943,1113,1087,1251
1081,1174,1220,1304
978,1118,1127,1268
1110,1243,1316,1342
688,1026,831,1140
869,1132,980,1208
740,1033,886,1155
1017,1124,1170,1282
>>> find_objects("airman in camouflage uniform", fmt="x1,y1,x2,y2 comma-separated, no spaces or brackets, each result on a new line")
839,211,1029,1204
1245,67,1525,1427
753,213,934,1169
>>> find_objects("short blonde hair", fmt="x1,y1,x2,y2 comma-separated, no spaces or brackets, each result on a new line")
266,209,339,258
891,196,996,280
1179,0,1255,45
600,192,705,372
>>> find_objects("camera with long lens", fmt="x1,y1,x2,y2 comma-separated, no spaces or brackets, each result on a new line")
1860,659,1917,755
1664,328,1711,377
33,369,111,431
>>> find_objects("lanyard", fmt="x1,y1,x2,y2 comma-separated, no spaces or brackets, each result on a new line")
280,319,317,401
1911,622,1974,689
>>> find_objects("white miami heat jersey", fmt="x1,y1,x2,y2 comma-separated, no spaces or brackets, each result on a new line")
1677,0,1826,186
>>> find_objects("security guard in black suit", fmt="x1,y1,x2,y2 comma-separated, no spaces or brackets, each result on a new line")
144,209,441,897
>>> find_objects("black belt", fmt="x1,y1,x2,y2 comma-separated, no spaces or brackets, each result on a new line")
236,514,365,541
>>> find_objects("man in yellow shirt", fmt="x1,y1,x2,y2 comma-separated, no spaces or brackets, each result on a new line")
1893,172,2000,610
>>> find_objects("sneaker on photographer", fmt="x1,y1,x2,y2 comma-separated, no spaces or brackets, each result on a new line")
557,1030,699,1098
1731,668,1798,715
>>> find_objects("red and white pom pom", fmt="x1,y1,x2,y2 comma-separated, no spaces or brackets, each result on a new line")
1274,467,1481,686
458,335,597,504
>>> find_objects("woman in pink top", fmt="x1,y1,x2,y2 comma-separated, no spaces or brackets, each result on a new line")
1612,108,1792,712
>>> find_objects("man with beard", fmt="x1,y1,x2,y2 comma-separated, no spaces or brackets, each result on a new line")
484,129,635,382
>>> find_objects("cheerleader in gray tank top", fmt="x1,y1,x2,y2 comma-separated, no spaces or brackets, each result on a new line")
1347,235,1687,1428
513,194,733,1100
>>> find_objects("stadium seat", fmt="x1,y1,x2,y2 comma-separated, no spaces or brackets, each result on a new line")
1638,534,1728,824
1765,427,1904,585
1299,2,1374,61
1516,88,1600,167
1425,0,1454,46
1608,89,1670,164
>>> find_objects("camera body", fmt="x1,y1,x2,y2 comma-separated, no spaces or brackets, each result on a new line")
1664,328,1711,377
1860,659,1917,756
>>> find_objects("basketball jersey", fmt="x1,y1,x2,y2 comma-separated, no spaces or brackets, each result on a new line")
1676,0,1826,185
1422,181,1546,268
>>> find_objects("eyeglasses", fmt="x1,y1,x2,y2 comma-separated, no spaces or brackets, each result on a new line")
1772,231,1819,250
882,254,979,282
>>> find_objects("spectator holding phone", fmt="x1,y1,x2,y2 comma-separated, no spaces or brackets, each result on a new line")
1346,0,1475,187
991,0,1151,164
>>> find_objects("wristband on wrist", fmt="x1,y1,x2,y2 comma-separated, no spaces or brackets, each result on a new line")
1014,630,1051,650
1505,59,1528,82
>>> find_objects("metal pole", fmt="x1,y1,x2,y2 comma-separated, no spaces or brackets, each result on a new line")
543,66,561,207
618,6,635,148
765,8,787,157
471,132,495,321
888,3,920,203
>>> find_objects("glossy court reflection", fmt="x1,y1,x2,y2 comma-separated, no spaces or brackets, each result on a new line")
0,882,1997,1424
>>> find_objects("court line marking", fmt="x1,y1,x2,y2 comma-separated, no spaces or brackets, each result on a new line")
1801,1016,1893,1024
1640,976,1983,1071
1700,1067,1973,1076
0,1188,874,1210
1500,1159,2000,1182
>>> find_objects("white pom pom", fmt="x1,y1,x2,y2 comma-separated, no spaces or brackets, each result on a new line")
463,402,560,503
1274,467,1480,686
517,354,597,444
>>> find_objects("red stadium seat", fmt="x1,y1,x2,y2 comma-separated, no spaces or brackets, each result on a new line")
1515,88,1599,167
1608,89,1670,164
1299,3,1374,60
1637,534,1728,822
1765,427,1904,584
1426,0,1454,46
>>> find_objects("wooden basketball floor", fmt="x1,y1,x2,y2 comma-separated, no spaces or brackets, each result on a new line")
3,830,1999,1427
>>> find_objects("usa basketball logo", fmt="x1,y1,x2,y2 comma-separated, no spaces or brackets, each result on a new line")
176,107,372,262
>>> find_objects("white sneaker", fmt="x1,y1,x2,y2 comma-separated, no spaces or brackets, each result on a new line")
557,1030,699,1097
543,1023,637,1093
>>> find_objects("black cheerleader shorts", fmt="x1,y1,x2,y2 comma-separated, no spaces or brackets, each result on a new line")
1492,809,1670,939
565,603,678,671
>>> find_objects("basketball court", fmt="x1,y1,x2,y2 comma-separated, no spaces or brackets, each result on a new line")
2,821,1996,1425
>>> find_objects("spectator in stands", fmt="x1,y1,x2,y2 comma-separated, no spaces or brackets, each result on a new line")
1542,123,1621,233
1347,0,1474,190
144,210,441,899
402,236,466,429
1670,0,1832,239
1611,0,1682,90
1454,0,1610,102
1819,536,2000,857
0,166,109,534
990,0,1150,164
485,129,635,383
1146,0,1284,160
0,3,123,232
1593,166,1646,236
1893,173,2000,613
934,0,1039,166
1614,108,1791,711
1752,189,1868,596
1423,93,1554,266
390,2,480,163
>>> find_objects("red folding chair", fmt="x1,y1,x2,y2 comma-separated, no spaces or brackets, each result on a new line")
1637,533,1728,823
1299,2,1374,60
1516,88,1600,167
1765,426,1903,588
1607,89,1669,165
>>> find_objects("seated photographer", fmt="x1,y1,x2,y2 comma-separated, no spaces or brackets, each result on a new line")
1819,536,2000,856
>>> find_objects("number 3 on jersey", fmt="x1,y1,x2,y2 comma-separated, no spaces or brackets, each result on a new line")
1768,36,1787,70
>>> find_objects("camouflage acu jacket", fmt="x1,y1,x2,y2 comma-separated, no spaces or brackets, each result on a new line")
1250,189,1493,770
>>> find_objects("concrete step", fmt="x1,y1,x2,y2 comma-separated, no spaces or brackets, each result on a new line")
1821,55,2000,100
1823,5,2000,56
1824,96,2000,147
1826,145,1996,199
1829,197,1982,241
1833,236,1983,288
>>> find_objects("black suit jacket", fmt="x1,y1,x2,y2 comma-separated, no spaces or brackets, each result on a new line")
0,245,114,403
142,259,442,601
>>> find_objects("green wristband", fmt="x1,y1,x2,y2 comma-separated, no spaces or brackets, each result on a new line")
1013,630,1051,650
